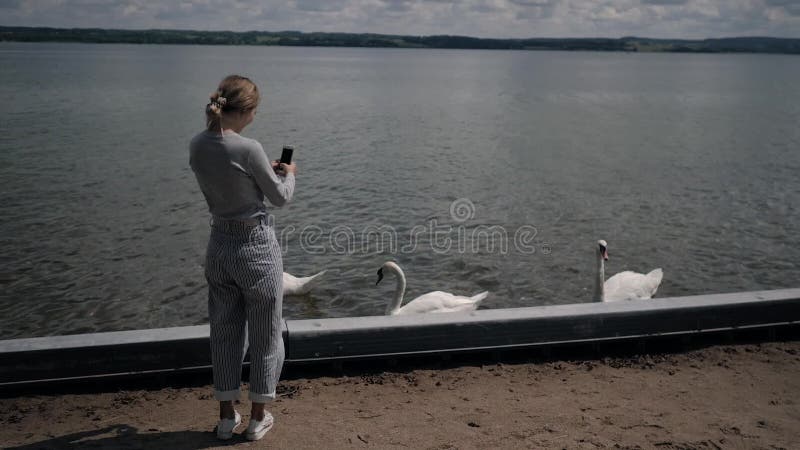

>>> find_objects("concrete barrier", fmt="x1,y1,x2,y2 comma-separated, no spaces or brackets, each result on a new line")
1,288,799,387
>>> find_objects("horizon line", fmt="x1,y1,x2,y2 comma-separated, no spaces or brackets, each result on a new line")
1,24,799,43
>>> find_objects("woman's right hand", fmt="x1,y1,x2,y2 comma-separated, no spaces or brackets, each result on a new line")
279,161,297,176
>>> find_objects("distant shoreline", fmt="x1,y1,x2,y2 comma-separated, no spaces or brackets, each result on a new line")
1,26,799,54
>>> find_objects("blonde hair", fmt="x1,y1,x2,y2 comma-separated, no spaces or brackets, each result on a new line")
205,75,260,132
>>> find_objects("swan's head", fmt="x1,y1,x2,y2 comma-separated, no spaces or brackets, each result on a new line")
597,240,609,260
376,261,402,285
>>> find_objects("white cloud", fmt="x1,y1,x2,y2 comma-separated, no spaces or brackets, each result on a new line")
0,0,797,38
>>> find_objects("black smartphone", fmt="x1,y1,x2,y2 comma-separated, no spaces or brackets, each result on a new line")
279,146,294,166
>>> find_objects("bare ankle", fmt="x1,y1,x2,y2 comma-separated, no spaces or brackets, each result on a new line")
219,401,236,420
251,402,266,421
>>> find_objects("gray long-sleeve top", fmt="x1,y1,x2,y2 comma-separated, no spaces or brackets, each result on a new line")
190,130,295,220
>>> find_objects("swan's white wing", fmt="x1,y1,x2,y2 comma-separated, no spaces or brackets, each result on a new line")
395,291,485,315
604,268,663,301
283,270,327,296
283,272,301,295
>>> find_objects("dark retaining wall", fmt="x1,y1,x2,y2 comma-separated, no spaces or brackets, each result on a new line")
1,289,798,387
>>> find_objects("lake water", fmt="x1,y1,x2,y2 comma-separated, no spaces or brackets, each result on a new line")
1,42,799,339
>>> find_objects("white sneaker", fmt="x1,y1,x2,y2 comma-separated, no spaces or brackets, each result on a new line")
215,411,241,440
246,411,274,441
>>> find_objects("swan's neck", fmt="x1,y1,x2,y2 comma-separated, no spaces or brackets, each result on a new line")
386,265,407,315
593,252,605,302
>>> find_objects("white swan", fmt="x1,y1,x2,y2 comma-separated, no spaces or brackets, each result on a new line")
593,240,663,302
376,261,488,315
283,270,327,296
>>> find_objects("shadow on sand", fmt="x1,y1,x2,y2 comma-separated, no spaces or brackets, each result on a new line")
6,424,246,449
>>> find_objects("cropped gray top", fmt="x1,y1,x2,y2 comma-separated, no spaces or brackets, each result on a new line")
190,130,295,220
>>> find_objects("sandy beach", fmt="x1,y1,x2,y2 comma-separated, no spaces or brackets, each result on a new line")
2,340,799,449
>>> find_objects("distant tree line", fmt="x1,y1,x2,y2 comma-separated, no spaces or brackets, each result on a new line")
1,26,799,54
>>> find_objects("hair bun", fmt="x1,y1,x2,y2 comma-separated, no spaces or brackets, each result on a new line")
208,91,227,111
206,102,222,116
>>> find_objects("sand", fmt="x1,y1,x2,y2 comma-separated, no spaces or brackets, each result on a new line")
2,340,799,449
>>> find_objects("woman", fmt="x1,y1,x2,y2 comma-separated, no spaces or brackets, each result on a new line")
189,75,296,441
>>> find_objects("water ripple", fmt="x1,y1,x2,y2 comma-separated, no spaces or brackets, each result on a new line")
0,43,799,338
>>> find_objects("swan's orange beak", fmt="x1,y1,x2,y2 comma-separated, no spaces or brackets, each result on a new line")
603,249,609,260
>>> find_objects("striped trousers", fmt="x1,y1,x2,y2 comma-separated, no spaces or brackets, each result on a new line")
205,217,284,403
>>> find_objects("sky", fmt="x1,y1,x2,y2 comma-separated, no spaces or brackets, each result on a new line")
1,0,799,39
